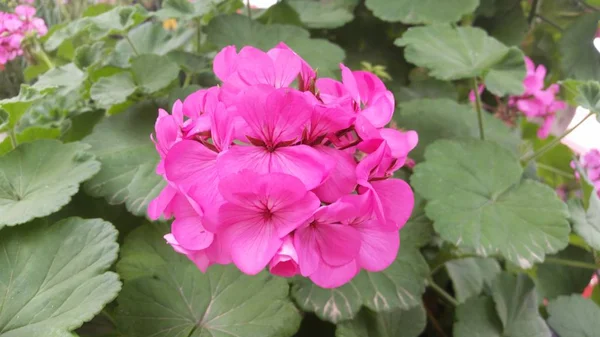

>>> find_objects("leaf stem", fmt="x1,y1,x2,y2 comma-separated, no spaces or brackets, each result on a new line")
522,111,595,164
528,0,540,25
183,72,192,87
246,0,252,19
471,77,485,140
536,163,576,179
101,309,117,327
428,279,459,307
125,35,140,57
575,0,599,12
535,14,564,32
34,40,55,69
8,129,17,149
544,257,600,270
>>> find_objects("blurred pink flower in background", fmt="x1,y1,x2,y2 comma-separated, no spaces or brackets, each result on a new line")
0,5,47,68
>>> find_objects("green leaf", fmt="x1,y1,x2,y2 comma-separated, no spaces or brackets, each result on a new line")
116,222,174,281
395,98,519,162
167,51,207,73
154,0,224,19
83,102,165,217
454,296,503,337
335,305,426,337
131,54,180,94
446,257,501,303
575,80,600,114
115,224,302,337
475,0,527,46
291,243,429,323
569,194,600,250
206,14,345,75
411,140,570,268
535,246,596,301
0,217,121,337
287,0,358,29
114,22,195,62
560,12,600,81
0,126,61,156
0,140,100,227
395,25,526,95
547,295,600,337
455,273,551,337
0,85,52,129
90,72,137,108
400,196,434,249
366,0,478,24
491,274,550,336
33,63,86,95
74,42,106,69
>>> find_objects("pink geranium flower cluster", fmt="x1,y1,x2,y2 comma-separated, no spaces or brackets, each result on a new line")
581,149,600,197
508,57,567,138
0,5,47,67
149,43,417,288
470,57,567,138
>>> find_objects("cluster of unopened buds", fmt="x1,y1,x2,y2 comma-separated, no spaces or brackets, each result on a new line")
471,56,567,138
0,4,47,68
149,43,418,288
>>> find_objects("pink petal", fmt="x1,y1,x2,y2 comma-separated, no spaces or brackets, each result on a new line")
353,70,387,104
216,145,271,179
312,219,361,266
267,47,303,88
355,220,399,271
305,104,354,143
269,236,299,277
340,63,361,104
360,91,394,127
274,42,315,91
172,216,214,251
371,178,414,230
537,114,555,139
148,184,177,220
270,145,335,190
309,259,359,288
379,128,419,160
271,190,320,237
236,46,277,87
182,87,219,118
213,45,239,82
313,146,357,203
294,224,322,276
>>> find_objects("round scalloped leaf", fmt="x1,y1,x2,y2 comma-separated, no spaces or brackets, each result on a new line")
446,257,501,303
291,242,429,324
336,305,426,337
115,224,301,337
0,140,100,227
411,140,570,268
0,217,121,337
547,295,600,337
395,25,525,95
366,0,478,24
560,12,600,81
569,194,600,250
83,102,165,217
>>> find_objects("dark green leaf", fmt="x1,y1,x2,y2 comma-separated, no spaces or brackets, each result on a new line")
83,102,165,217
560,12,600,80
335,306,426,337
0,217,121,337
535,246,595,300
394,78,458,102
154,0,224,19
0,140,100,227
454,296,503,337
446,257,501,303
411,140,570,268
365,0,478,24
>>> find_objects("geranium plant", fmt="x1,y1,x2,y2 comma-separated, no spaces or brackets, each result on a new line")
1,0,600,336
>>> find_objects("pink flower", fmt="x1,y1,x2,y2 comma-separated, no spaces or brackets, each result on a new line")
217,171,320,275
582,149,600,197
150,44,417,287
269,235,300,277
0,6,47,67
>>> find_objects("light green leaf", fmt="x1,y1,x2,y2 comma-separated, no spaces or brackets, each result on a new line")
560,12,600,81
411,140,570,268
446,257,501,303
535,246,595,301
335,305,426,337
206,14,345,75
287,0,358,29
0,217,121,337
574,80,600,114
154,0,224,19
366,0,478,24
291,243,429,323
33,63,86,95
114,22,195,63
0,85,52,129
569,194,600,250
90,72,137,108
0,140,100,227
547,295,600,337
0,126,61,156
83,102,165,217
395,25,525,95
395,98,519,162
491,274,551,336
131,54,180,94
115,224,301,337
74,42,106,69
